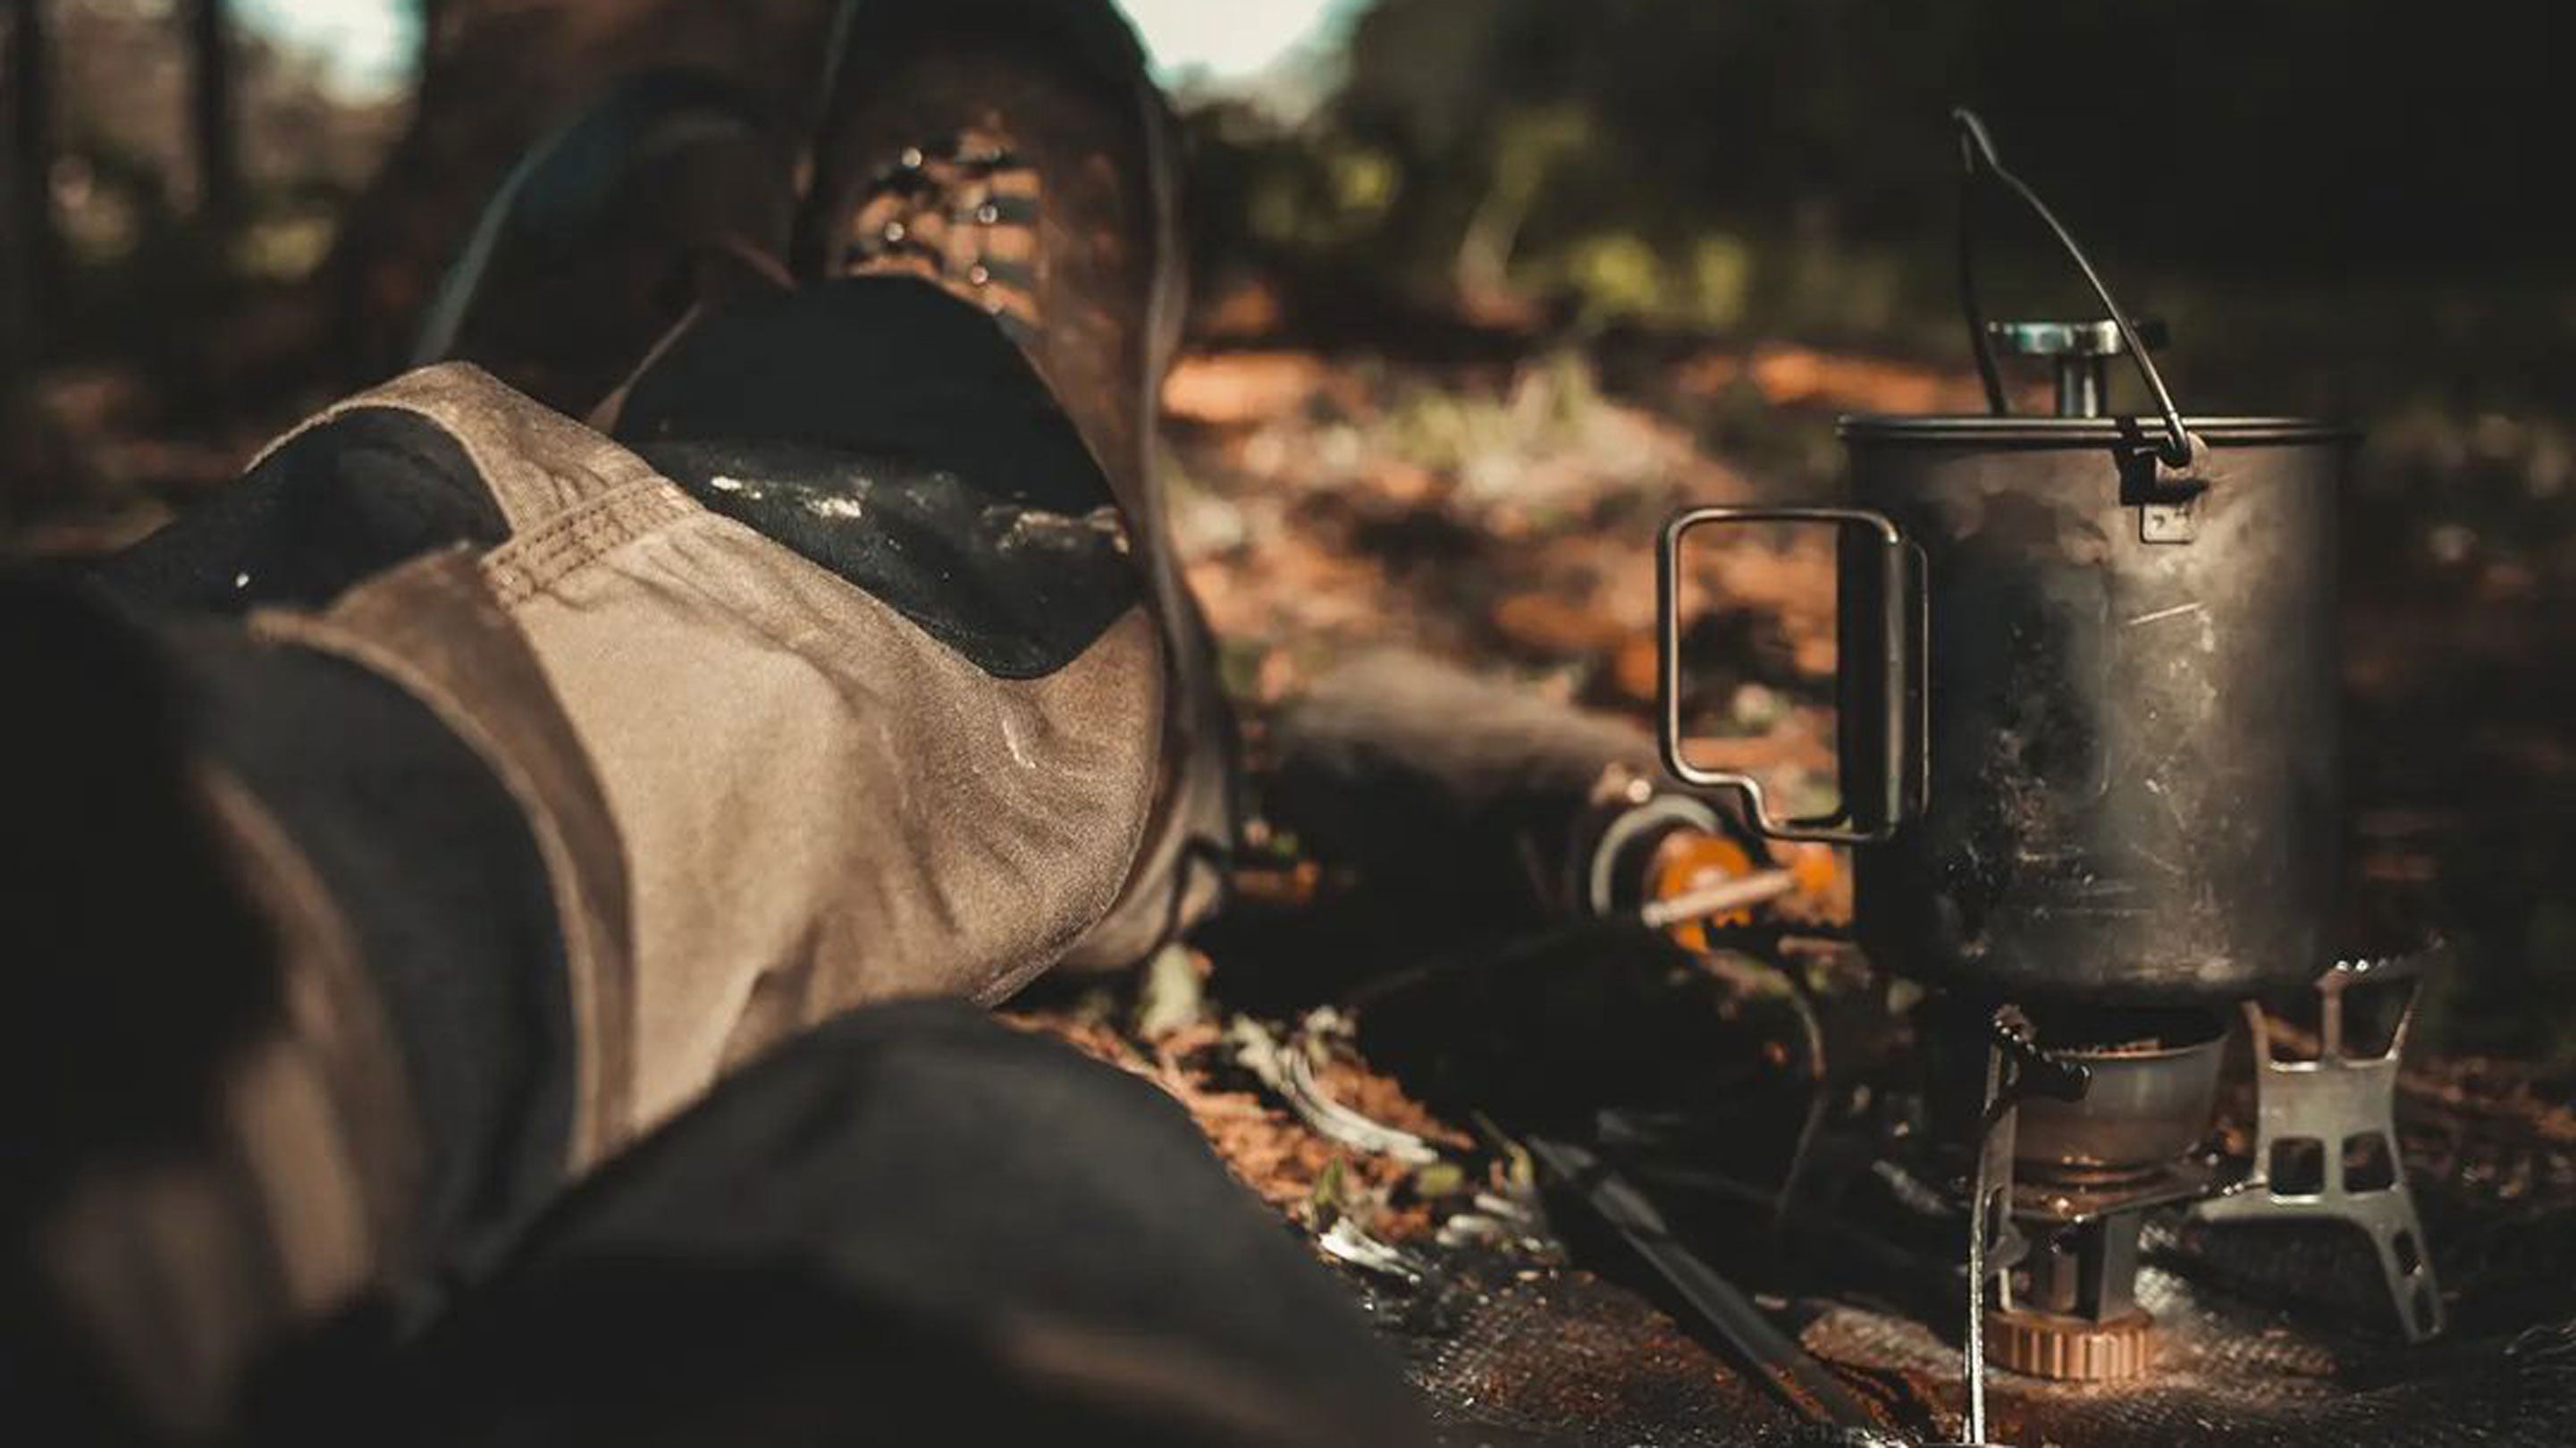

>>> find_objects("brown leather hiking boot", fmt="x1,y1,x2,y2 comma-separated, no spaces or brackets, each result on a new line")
413,72,797,418
797,0,1181,531
797,0,1234,964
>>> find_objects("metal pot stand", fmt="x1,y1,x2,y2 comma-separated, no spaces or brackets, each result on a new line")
2192,949,2447,1343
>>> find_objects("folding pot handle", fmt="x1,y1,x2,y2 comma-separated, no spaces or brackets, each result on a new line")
1952,107,2205,473
1656,506,1927,845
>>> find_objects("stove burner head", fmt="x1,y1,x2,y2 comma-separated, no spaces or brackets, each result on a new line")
2012,1006,2228,1190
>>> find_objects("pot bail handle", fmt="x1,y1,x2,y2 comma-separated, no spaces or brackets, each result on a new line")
1953,107,2202,471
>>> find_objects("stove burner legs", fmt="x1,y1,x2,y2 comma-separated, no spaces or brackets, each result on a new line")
1985,1213,2159,1382
1959,1014,2018,1445
2021,1211,2144,1321
2193,952,2447,1342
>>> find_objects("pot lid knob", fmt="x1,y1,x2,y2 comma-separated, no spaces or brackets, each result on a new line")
1988,318,2169,417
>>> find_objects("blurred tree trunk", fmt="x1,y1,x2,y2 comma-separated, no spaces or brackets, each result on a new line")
183,0,240,227
4,0,58,524
4,0,57,343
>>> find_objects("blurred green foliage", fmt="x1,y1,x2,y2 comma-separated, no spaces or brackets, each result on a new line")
1191,0,2576,377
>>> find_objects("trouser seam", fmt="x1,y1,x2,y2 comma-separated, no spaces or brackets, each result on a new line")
484,481,702,606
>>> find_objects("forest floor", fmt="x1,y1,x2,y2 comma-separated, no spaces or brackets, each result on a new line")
14,316,2574,1438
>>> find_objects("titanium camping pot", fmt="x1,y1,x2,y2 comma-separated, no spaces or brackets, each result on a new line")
1658,114,2348,1008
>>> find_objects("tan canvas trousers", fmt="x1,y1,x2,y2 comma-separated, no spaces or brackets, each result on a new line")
32,362,1208,1435
288,360,1191,1144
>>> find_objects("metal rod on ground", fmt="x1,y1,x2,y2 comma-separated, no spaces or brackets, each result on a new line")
1527,1133,1879,1433
1637,868,1799,930
1963,1044,2001,1446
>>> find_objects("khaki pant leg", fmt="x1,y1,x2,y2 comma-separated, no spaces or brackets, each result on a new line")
260,363,1166,1147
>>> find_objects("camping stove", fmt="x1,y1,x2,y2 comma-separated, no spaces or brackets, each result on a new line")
1652,113,2446,1433
1967,1005,2227,1382
1940,956,2445,1393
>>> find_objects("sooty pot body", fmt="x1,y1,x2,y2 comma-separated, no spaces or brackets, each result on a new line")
1840,417,2347,1007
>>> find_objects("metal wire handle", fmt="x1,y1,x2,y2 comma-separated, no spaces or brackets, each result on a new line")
1953,108,2200,469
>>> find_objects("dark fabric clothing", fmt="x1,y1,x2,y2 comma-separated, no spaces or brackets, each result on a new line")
616,276,1114,520
170,630,574,1274
254,1001,1426,1447
73,396,577,1275
93,408,509,615
621,277,1143,678
0,577,282,1177
639,438,1143,678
